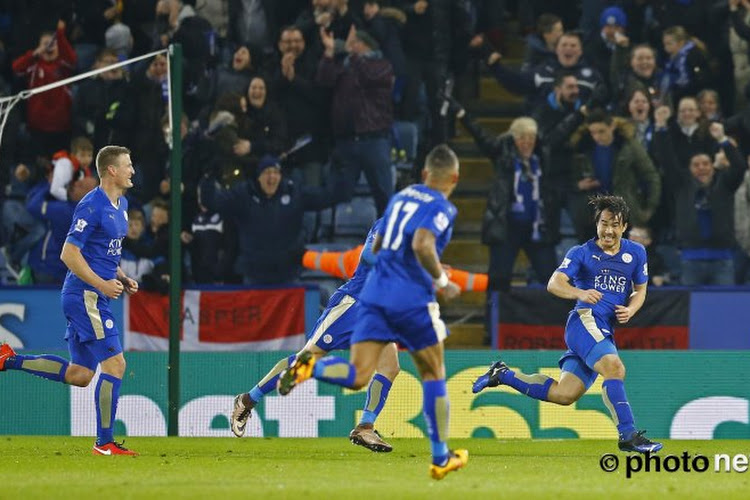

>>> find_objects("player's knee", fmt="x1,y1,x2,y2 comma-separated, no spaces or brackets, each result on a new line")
556,393,579,406
101,355,126,378
65,367,94,387
351,373,370,390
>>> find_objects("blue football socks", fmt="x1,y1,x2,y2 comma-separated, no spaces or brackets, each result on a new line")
501,369,553,401
360,373,392,425
4,354,69,383
95,373,122,446
312,355,356,388
423,379,450,465
249,355,296,404
602,379,636,437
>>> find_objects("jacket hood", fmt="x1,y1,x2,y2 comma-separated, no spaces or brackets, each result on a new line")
570,116,635,148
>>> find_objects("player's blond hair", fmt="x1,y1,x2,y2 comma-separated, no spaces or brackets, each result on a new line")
95,145,131,178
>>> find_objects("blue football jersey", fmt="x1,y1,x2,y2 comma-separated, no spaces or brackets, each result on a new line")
361,184,457,310
557,238,648,325
62,187,129,296
337,218,382,299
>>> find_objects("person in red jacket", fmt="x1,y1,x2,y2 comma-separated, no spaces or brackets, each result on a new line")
12,20,77,159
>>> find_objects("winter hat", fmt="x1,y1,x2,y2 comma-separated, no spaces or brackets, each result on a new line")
257,154,281,175
600,6,627,28
105,22,133,59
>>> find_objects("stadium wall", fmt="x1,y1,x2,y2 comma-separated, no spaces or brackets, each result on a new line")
0,351,747,439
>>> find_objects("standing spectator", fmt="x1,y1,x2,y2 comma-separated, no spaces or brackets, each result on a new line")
362,1,408,82
273,25,330,186
317,26,394,215
456,108,558,291
653,108,746,286
735,157,750,284
11,20,77,158
72,49,135,152
521,13,563,72
628,225,668,286
119,209,156,284
623,87,655,154
610,43,663,111
667,96,715,172
584,5,628,88
228,0,278,69
207,45,256,105
188,207,231,284
697,89,722,122
243,76,288,159
569,109,661,242
661,26,712,107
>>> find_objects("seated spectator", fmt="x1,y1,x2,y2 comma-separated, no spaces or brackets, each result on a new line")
569,109,661,242
11,20,77,158
521,13,563,72
662,26,713,106
49,136,95,202
25,176,98,284
199,154,349,285
1,162,46,281
628,225,668,286
653,109,746,286
455,107,558,291
120,209,156,283
72,48,135,151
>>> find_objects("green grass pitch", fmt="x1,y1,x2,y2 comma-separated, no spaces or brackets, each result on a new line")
2,437,749,499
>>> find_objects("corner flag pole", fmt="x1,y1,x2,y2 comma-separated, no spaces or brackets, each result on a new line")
167,43,183,437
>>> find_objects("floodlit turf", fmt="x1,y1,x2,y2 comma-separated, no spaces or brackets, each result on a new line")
2,437,749,499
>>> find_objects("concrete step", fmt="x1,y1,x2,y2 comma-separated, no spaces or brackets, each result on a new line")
444,323,489,349
457,156,494,186
457,115,513,137
479,75,525,102
453,197,485,233
441,238,488,271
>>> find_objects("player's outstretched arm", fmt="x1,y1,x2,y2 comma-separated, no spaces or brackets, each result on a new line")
547,271,602,304
615,282,647,324
413,228,460,300
61,242,123,299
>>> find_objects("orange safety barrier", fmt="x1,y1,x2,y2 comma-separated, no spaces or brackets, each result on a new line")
302,247,488,292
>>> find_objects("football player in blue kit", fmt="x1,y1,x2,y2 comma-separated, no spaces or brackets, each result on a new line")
277,144,468,480
473,195,662,453
0,146,139,456
230,218,401,452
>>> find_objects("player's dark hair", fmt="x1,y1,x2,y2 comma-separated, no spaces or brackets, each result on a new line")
425,144,459,176
537,13,562,36
589,195,630,225
585,108,613,126
96,145,131,177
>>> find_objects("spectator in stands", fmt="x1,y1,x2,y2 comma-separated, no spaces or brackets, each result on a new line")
49,136,95,202
12,20,77,158
623,87,655,154
610,43,663,111
226,0,280,69
124,198,170,292
1,162,46,281
584,6,628,88
317,26,394,215
530,71,586,238
653,108,746,286
131,53,169,204
735,157,750,284
488,31,607,112
188,205,231,284
72,48,135,152
273,25,329,187
362,1,408,84
521,13,563,72
698,89,722,122
105,21,134,60
456,108,558,291
662,26,713,107
207,45,256,105
628,225,668,286
569,109,661,242
296,0,362,59
207,92,255,187
120,209,156,284
667,96,715,172
25,176,98,284
243,76,288,159
199,154,348,284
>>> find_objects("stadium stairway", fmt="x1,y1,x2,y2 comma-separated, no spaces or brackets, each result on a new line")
442,33,527,349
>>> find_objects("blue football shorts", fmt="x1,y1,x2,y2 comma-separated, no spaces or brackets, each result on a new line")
307,291,359,352
351,301,448,352
62,291,123,370
558,308,618,389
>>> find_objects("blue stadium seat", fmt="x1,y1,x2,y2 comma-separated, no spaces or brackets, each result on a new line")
333,197,377,239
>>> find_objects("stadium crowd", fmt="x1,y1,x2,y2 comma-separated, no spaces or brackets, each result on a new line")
0,0,749,289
